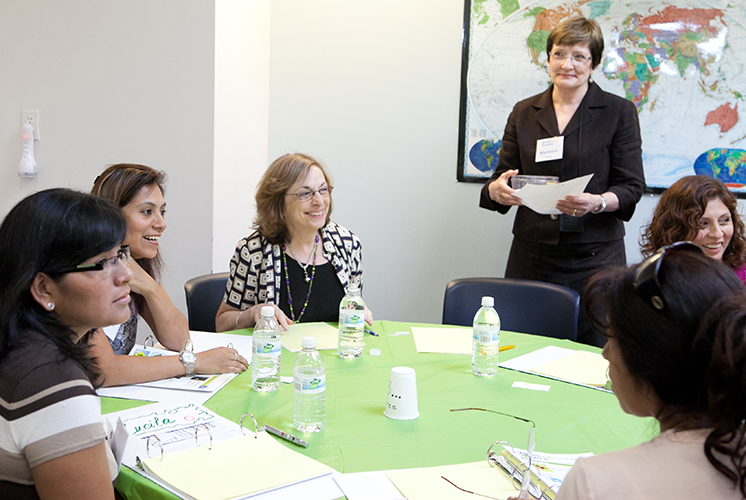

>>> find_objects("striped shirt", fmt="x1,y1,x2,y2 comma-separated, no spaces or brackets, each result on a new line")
0,332,116,498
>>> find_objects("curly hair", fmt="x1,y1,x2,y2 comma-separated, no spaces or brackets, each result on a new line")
585,249,746,496
254,153,333,244
640,175,746,269
546,16,605,69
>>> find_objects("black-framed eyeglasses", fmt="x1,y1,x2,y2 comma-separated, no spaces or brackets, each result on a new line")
286,185,333,202
57,245,131,275
633,241,702,310
550,51,591,64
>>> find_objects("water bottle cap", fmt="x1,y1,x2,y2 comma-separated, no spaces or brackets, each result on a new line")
301,336,317,349
481,296,494,307
260,305,274,317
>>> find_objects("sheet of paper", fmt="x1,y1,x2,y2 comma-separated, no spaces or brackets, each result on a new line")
411,327,471,355
386,461,518,500
500,346,576,371
500,346,610,390
105,402,244,468
514,174,593,215
190,330,253,363
333,471,405,500
142,431,334,500
97,383,216,406
282,322,339,352
531,350,609,387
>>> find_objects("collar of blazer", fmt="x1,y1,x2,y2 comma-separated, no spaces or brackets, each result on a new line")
533,81,607,137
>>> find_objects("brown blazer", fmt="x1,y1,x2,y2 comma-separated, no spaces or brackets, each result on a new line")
479,82,645,245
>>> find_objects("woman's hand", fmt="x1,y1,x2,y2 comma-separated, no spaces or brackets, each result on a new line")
488,169,523,206
125,258,157,296
236,303,294,331
556,192,618,218
364,306,373,326
195,347,249,374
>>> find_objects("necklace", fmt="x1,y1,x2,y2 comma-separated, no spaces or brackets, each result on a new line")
281,234,319,322
287,237,318,282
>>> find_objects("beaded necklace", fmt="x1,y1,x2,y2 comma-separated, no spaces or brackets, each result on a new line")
281,235,319,322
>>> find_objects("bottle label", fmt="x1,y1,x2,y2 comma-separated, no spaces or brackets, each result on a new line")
254,340,281,356
473,328,499,343
339,309,365,328
294,374,325,394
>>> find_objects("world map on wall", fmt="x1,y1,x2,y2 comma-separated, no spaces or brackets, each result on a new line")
461,0,746,192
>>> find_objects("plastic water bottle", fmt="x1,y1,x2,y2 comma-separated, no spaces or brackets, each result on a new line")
472,296,501,377
338,281,365,359
252,306,281,391
294,336,326,432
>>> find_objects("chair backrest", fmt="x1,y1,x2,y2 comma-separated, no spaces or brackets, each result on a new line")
442,277,580,341
184,272,231,332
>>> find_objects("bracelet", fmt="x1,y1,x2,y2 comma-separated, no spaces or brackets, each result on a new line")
236,309,246,329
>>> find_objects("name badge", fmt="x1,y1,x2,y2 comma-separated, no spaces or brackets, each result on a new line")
535,136,564,163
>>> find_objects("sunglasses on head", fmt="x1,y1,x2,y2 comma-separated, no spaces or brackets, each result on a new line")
633,241,703,311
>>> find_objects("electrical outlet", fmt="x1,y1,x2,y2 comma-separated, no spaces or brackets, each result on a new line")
22,110,40,141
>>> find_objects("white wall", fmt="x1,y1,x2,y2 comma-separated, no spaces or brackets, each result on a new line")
213,0,271,271
0,1,215,326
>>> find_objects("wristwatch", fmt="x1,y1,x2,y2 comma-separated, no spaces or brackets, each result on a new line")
179,339,196,377
593,194,607,214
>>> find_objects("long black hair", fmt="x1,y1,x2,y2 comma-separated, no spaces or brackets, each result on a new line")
586,249,746,495
0,188,127,380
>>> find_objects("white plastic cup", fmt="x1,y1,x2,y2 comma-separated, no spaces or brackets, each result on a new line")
384,366,419,420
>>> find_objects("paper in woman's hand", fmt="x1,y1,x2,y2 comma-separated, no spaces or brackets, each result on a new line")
514,174,594,215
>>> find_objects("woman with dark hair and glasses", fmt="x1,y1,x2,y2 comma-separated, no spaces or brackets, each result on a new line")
0,189,130,499
90,164,247,386
641,174,746,284
479,16,645,347
216,153,372,332
554,243,746,499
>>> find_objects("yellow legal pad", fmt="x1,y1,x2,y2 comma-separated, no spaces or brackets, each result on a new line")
530,350,609,387
386,460,519,500
282,322,339,352
142,431,334,500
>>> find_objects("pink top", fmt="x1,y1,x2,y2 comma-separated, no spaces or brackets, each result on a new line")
556,429,741,500
735,264,746,286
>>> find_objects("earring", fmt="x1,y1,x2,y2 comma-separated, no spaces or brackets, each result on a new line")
47,303,55,311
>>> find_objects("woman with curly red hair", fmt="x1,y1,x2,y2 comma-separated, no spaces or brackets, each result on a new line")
640,175,746,284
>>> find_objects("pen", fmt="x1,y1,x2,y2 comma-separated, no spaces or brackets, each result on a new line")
499,345,515,352
365,328,378,337
263,425,308,448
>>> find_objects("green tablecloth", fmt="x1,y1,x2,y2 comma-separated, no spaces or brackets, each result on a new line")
106,321,657,499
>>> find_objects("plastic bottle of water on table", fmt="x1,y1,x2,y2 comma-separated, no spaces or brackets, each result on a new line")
252,305,281,391
338,281,365,359
294,336,326,432
472,296,500,377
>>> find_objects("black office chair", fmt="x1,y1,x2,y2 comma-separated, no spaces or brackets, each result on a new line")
184,272,231,332
442,277,580,341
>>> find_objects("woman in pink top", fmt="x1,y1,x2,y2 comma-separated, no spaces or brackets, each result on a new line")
641,175,746,284
554,243,746,499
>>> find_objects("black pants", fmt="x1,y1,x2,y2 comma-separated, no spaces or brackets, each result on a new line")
505,238,626,347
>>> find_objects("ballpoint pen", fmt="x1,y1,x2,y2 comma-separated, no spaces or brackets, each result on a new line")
365,328,378,336
499,344,515,352
263,425,308,448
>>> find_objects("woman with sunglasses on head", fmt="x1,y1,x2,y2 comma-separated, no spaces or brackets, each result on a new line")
641,174,746,284
216,153,372,332
479,16,645,347
90,164,247,386
553,243,746,499
0,189,130,499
